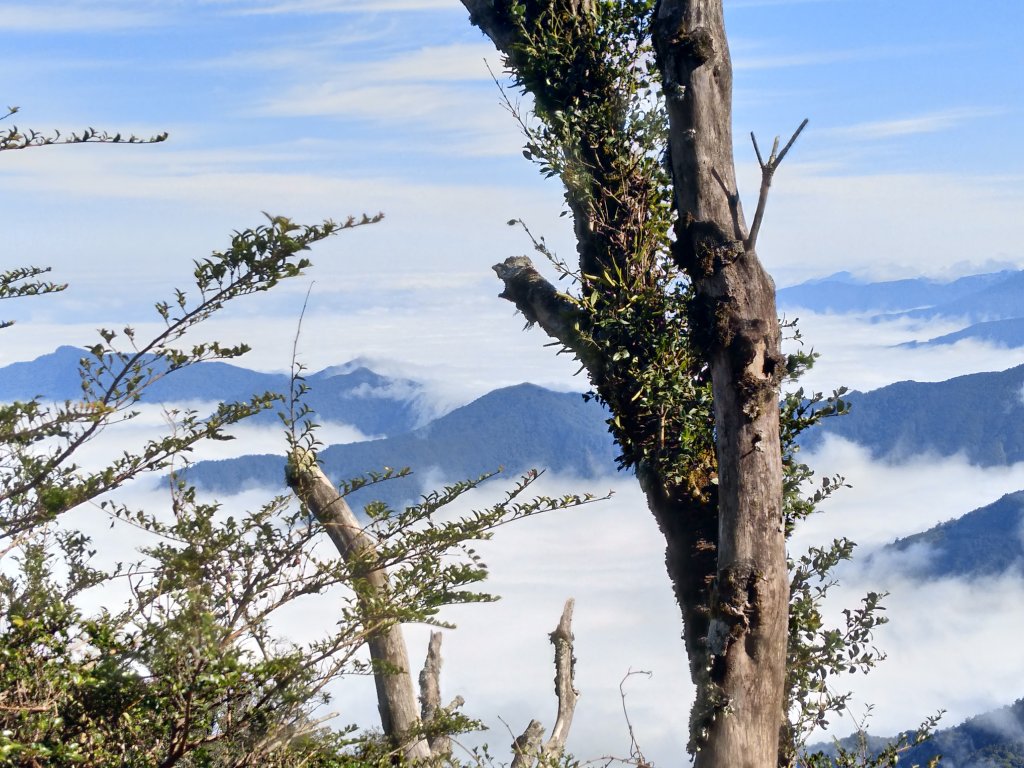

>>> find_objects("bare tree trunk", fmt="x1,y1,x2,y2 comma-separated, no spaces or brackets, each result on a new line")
463,1,790,765
653,2,788,765
286,448,431,762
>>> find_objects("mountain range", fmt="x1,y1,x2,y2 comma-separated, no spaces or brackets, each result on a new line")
876,491,1024,580
778,269,1024,349
0,347,617,510
899,318,1024,350
9,348,1024,568
183,382,618,509
0,345,430,436
800,364,1024,466
809,697,1024,768
776,269,1020,316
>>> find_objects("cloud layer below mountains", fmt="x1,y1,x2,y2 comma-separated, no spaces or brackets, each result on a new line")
65,436,1024,765
17,297,1024,763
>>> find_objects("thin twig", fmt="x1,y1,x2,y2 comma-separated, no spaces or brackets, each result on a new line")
619,669,652,767
746,118,809,252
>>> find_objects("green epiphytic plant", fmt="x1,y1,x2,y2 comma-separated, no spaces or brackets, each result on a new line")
467,1,917,761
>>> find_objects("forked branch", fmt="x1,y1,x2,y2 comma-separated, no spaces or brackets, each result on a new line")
746,118,809,252
511,598,580,768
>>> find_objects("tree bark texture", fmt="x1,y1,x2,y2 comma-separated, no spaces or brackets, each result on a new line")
511,598,580,768
286,448,432,762
653,2,788,765
464,1,789,765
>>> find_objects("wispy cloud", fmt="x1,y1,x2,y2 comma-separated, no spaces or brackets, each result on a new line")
827,107,1004,141
0,3,161,30
205,0,452,14
357,43,499,83
733,45,912,71
728,0,842,7
241,39,519,156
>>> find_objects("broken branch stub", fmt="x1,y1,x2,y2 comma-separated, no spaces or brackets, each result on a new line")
512,598,580,768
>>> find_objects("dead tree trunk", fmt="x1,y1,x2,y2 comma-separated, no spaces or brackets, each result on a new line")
286,448,432,762
463,1,792,764
653,3,788,765
288,449,582,764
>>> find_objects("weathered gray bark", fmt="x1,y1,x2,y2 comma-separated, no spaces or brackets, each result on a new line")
465,1,790,765
286,448,432,762
419,631,467,757
511,598,580,768
289,449,581,764
653,2,788,765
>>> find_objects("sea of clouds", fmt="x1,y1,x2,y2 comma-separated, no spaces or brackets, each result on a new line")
11,304,1024,764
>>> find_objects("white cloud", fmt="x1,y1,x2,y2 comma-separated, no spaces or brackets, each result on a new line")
785,444,1024,742
0,4,161,30
792,438,1024,553
825,107,1003,141
813,570,1024,743
782,313,1024,396
742,163,1024,286
247,41,519,156
728,0,841,7
354,43,500,83
734,47,893,71
206,0,453,14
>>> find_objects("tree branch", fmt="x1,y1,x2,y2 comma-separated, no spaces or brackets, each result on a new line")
492,256,600,376
745,118,808,252
511,598,580,767
543,598,579,757
419,631,462,757
511,720,545,768
460,0,517,56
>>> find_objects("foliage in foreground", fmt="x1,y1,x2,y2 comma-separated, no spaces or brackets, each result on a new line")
0,184,591,765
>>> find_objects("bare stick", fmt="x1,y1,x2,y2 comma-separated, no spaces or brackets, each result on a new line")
419,631,454,757
745,118,809,253
543,598,579,757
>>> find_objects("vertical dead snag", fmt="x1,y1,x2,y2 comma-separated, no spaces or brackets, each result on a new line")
512,598,580,768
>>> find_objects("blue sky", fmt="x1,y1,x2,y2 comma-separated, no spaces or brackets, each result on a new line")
3,0,1022,345
5,1,1024,758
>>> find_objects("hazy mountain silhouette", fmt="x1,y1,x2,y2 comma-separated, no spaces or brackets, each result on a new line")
0,346,429,436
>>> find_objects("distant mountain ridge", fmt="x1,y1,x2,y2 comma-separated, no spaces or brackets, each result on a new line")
0,346,431,437
809,697,1024,768
801,364,1024,465
778,268,1024,350
183,382,618,509
900,318,1024,349
12,348,1024,586
876,491,1024,579
777,269,1019,315
881,270,1024,324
